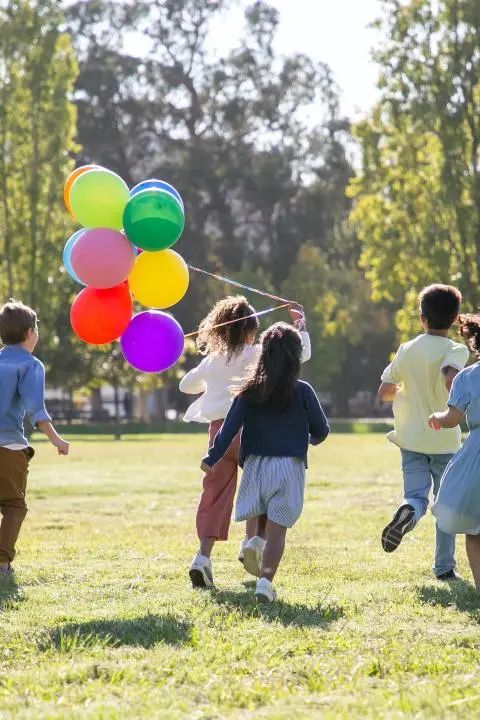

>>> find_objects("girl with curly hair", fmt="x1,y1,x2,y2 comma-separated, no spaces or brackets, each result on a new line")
180,296,311,588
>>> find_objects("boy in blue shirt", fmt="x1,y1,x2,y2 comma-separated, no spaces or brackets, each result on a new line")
0,300,69,576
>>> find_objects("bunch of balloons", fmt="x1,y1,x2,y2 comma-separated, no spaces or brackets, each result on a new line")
63,165,187,373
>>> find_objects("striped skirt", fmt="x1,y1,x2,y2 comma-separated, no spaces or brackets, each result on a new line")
235,456,305,528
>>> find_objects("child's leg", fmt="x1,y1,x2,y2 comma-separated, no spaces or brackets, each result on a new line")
400,450,431,521
465,534,480,590
195,421,241,555
430,454,456,577
0,449,29,569
382,450,430,552
260,520,288,582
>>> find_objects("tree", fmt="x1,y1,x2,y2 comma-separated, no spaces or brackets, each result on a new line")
349,0,480,338
0,0,79,375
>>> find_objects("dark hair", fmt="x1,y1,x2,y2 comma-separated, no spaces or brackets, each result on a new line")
419,284,462,330
197,295,259,361
239,322,302,410
459,314,480,357
0,300,37,345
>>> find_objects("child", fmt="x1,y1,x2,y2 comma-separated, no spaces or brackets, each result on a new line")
180,296,311,588
378,284,469,579
201,322,329,603
429,315,480,589
0,300,69,576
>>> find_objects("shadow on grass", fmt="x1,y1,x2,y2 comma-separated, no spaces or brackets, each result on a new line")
417,579,480,615
0,576,23,612
38,613,192,652
211,587,344,628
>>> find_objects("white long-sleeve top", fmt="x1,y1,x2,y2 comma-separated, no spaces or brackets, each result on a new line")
179,331,311,423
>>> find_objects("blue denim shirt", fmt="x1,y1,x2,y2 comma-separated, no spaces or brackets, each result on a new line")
0,345,51,446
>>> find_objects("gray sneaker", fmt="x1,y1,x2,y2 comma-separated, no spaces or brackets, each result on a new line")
381,504,415,553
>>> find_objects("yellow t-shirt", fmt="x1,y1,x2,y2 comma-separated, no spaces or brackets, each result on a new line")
382,334,469,454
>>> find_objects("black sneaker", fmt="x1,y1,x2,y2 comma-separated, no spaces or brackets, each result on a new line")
381,504,416,553
436,570,461,581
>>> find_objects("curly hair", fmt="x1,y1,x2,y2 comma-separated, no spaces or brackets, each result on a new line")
196,295,259,361
239,322,302,410
459,314,480,357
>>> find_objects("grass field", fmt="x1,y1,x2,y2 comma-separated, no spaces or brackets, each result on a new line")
1,434,480,719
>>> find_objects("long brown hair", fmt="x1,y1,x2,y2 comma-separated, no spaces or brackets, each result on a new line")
239,322,302,410
196,295,259,361
459,314,480,357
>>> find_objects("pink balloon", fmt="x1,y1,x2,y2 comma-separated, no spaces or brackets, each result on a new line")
70,228,135,289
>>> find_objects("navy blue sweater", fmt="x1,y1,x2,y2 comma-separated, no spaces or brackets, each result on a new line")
203,380,329,468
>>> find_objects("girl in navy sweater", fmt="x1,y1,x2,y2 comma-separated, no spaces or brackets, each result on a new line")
202,322,329,603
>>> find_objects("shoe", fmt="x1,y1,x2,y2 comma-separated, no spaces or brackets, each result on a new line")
255,577,276,604
0,564,13,577
238,535,249,564
242,536,266,578
189,554,214,589
437,570,461,581
381,504,416,553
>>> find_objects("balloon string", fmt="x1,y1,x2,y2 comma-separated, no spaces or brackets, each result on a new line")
187,265,294,304
184,303,291,338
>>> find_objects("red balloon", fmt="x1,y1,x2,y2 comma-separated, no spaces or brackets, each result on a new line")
70,284,133,345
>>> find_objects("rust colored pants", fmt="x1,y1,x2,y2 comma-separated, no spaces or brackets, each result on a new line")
196,419,241,541
0,447,33,563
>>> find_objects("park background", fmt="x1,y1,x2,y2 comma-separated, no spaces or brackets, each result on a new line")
1,3,480,719
1,0,478,429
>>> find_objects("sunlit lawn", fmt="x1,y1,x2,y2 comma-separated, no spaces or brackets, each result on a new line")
1,434,479,719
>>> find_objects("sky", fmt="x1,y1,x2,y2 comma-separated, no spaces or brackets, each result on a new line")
207,0,384,119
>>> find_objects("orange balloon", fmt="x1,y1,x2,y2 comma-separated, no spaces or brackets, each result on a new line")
70,283,132,345
63,165,99,215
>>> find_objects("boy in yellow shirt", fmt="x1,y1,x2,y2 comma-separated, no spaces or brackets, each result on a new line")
378,285,469,579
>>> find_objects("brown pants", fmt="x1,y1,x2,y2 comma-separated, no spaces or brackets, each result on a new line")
196,420,241,541
0,447,33,563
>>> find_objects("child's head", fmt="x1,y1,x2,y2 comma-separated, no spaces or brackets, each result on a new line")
418,284,462,331
459,314,480,357
197,295,259,360
0,300,38,350
239,322,302,410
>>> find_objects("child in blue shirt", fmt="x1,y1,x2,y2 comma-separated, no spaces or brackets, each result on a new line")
201,322,329,603
0,300,69,576
430,314,480,590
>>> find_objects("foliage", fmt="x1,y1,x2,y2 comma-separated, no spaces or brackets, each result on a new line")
349,0,480,338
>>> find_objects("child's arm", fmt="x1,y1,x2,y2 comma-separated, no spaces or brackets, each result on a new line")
429,368,469,431
201,397,246,470
428,407,464,430
36,421,70,455
179,359,207,395
377,382,397,402
288,304,311,363
442,367,459,393
18,362,69,455
304,384,330,445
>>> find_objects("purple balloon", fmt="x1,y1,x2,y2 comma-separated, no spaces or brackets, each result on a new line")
120,311,184,373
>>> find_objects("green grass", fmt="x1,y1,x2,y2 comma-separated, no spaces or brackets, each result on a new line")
1,434,480,719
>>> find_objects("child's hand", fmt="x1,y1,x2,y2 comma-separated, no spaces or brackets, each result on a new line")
288,303,306,330
428,414,442,431
200,461,211,473
54,437,70,455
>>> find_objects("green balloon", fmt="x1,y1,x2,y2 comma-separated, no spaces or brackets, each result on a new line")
123,189,185,251
70,169,130,230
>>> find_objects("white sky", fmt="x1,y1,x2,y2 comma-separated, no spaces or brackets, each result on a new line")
208,0,384,119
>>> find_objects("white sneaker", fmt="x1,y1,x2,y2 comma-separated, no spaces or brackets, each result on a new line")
242,536,265,578
189,553,214,589
238,535,249,564
255,577,276,604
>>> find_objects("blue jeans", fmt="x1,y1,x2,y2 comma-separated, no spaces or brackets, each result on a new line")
400,449,455,576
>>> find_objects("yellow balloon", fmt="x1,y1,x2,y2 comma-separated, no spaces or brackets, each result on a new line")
129,250,189,309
